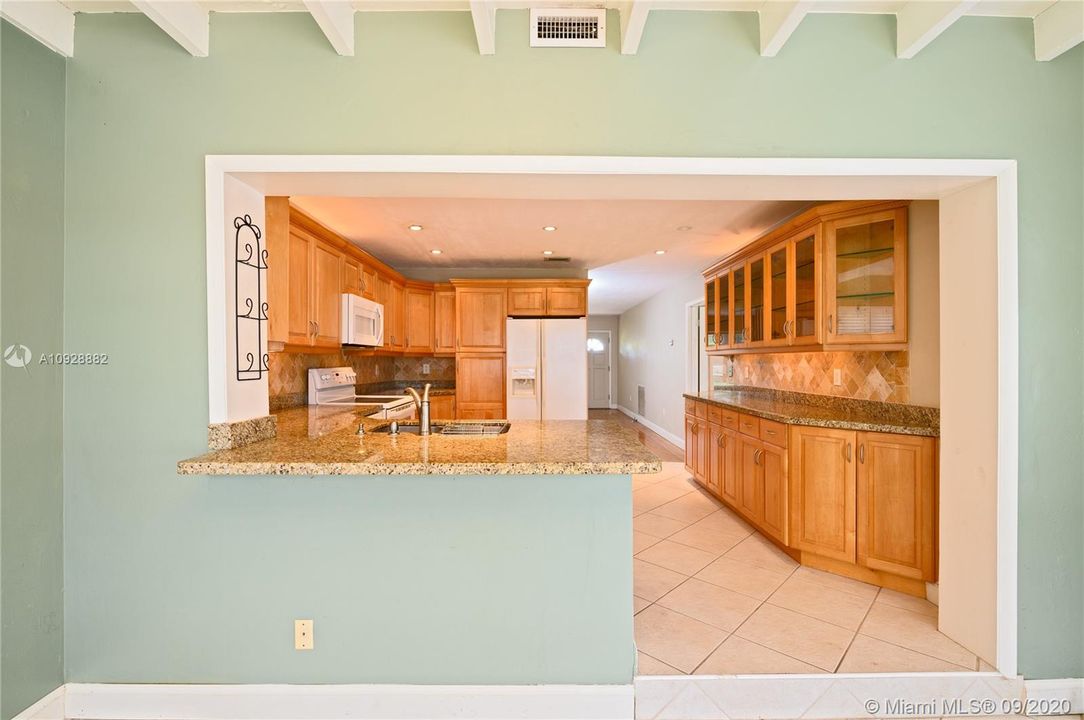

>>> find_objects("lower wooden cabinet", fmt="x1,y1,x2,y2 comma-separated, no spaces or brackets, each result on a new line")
761,443,788,544
737,436,762,522
718,428,739,506
684,414,710,484
456,354,505,419
789,426,856,563
428,394,456,420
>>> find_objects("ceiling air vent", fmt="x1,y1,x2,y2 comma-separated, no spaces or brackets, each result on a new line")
530,8,606,48
543,256,572,263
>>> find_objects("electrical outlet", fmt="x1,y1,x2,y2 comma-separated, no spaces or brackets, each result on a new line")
833,368,843,386
728,363,734,378
422,363,430,375
295,619,314,650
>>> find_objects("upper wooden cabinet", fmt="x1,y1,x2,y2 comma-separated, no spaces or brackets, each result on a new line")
455,286,507,352
404,285,435,353
343,256,362,295
361,265,377,300
508,287,547,316
505,281,590,318
270,217,341,349
433,285,456,355
704,201,908,354
546,286,587,316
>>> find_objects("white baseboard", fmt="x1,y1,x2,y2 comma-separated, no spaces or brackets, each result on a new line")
1025,677,1084,714
616,406,684,449
13,685,65,720
65,683,634,720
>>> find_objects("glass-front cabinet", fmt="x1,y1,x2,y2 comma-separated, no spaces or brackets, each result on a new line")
791,230,820,344
825,208,908,344
717,270,730,349
704,276,717,348
766,241,789,346
748,257,766,346
732,265,747,347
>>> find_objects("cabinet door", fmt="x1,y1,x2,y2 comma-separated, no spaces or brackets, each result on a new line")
766,241,790,347
732,265,747,347
717,271,731,349
789,229,821,345
685,415,698,475
789,426,856,561
429,395,456,419
361,266,377,300
704,276,718,349
545,286,586,317
825,208,908,344
720,428,740,506
508,287,547,316
286,229,314,345
737,436,763,523
311,239,342,348
761,443,788,544
386,282,405,350
456,353,505,418
343,257,362,295
434,289,456,354
404,288,434,353
696,418,710,483
456,288,507,351
857,432,936,580
747,256,766,346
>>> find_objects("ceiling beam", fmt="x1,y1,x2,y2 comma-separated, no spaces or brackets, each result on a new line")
469,0,496,55
1034,0,1084,61
758,1,812,57
129,1,209,57
302,0,355,56
619,1,652,55
0,0,74,57
896,1,980,59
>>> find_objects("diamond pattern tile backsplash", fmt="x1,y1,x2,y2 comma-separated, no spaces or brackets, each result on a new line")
713,351,911,404
268,352,456,407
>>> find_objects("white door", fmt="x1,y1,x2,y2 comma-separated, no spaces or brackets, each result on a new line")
541,318,588,420
506,319,541,420
587,331,611,409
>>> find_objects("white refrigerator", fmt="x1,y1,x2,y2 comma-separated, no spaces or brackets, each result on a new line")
506,318,588,420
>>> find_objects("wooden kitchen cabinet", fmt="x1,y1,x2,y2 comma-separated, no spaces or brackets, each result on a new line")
429,394,456,419
737,436,762,522
684,414,708,484
284,228,313,346
857,432,936,581
545,286,587,316
789,426,856,563
311,240,342,347
434,285,456,355
404,285,435,353
343,256,362,295
456,353,506,419
361,265,377,300
507,287,547,316
277,223,341,348
456,287,507,352
704,276,718,348
760,442,788,544
719,428,739,506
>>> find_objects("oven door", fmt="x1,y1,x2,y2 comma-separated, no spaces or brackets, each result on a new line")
341,294,384,347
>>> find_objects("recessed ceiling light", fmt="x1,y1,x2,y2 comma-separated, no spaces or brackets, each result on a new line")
677,225,692,231
543,226,557,232
542,250,554,256
655,250,666,255
430,249,442,255
408,224,423,231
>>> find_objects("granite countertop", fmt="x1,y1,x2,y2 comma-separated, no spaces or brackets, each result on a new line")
180,405,663,476
685,388,939,437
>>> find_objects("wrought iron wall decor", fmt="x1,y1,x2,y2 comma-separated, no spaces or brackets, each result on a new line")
235,214,269,381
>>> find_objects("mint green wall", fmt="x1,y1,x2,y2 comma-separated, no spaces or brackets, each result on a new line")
1,22,66,720
60,9,1082,681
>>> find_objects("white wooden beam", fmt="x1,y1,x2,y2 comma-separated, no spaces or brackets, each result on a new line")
1034,0,1084,61
302,0,355,56
758,1,812,57
469,0,496,55
129,1,209,57
0,0,74,57
896,0,980,59
618,1,652,55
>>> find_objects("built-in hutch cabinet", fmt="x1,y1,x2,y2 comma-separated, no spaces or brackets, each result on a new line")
704,201,908,353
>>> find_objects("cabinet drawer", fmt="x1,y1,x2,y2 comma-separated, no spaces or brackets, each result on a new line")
737,413,760,437
759,418,788,448
718,408,740,430
685,398,698,415
695,401,707,419
706,405,724,424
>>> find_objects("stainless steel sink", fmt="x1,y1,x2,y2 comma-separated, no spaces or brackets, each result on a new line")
372,421,510,436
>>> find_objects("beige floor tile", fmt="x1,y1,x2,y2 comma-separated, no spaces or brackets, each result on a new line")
735,603,855,671
657,473,701,493
633,512,690,539
859,602,977,668
702,506,755,535
657,578,761,632
634,604,728,673
652,490,722,524
695,635,823,675
767,575,875,631
978,658,998,672
632,475,663,490
633,531,662,554
632,484,694,515
634,558,688,602
668,515,750,555
791,565,880,601
634,596,652,614
875,587,938,618
696,556,793,600
637,651,684,675
636,540,719,576
723,533,799,574
838,634,974,673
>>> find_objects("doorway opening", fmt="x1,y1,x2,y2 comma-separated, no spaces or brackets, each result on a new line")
587,330,613,409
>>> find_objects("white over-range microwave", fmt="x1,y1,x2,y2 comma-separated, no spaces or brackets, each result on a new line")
341,293,384,347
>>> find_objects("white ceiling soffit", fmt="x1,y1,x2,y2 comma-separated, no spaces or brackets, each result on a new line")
39,0,1079,61
1,0,75,56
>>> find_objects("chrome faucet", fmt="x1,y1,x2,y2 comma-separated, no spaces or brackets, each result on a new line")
405,384,432,435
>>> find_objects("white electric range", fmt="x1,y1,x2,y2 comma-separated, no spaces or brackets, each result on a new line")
307,367,417,420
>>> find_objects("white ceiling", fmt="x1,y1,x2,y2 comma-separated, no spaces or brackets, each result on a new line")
291,195,809,314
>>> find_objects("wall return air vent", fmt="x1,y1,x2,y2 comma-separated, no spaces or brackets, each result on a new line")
530,8,606,48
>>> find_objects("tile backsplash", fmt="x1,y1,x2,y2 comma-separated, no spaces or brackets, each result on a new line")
712,351,912,405
268,352,455,409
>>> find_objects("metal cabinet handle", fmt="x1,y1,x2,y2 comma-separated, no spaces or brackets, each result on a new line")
754,448,763,465
828,314,834,333
845,441,852,462
858,443,865,464
718,435,726,447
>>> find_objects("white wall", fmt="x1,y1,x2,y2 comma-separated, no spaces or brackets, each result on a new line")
909,200,941,407
616,272,704,443
587,315,620,406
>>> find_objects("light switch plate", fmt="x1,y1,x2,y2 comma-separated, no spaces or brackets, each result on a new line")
295,619,314,650
422,363,430,375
